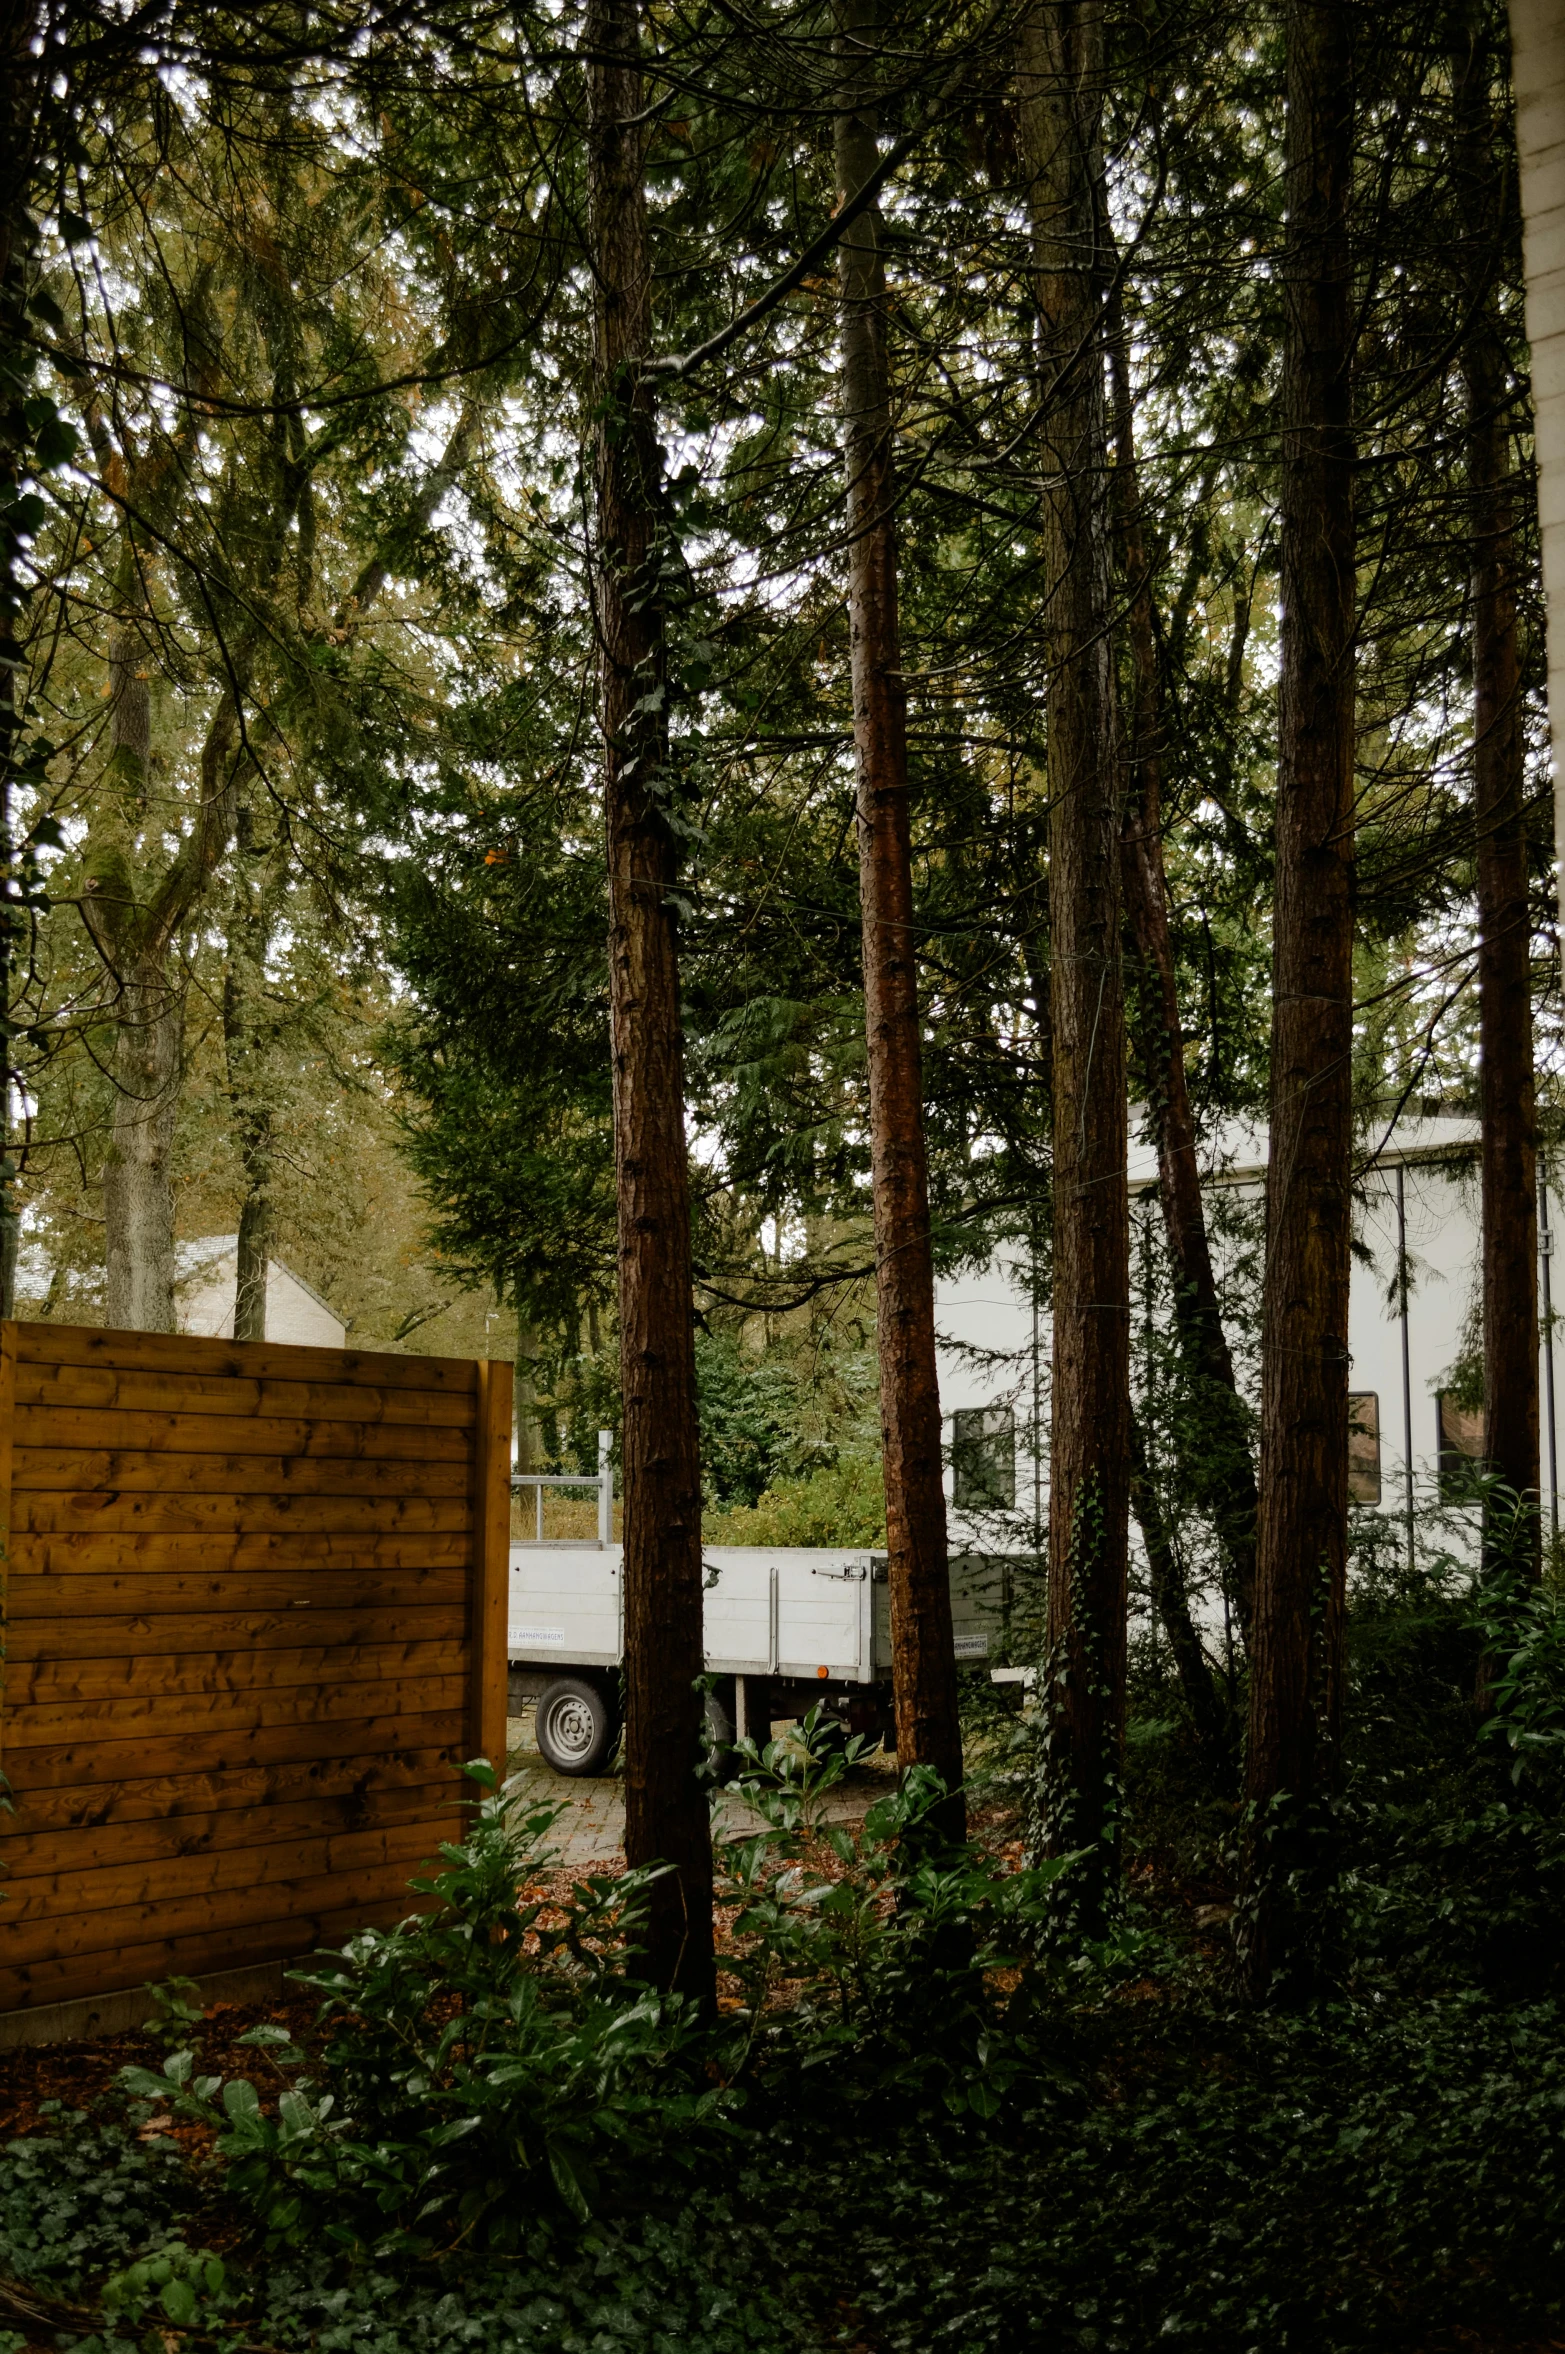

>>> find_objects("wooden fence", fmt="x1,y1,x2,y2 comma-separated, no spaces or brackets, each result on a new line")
0,1322,512,2019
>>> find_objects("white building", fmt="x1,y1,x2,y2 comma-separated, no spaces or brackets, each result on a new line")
178,1237,347,1349
934,1114,1562,1552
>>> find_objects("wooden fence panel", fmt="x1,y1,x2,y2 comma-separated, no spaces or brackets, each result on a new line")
0,1323,512,2018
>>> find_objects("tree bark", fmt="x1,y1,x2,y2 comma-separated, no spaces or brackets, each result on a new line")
586,0,714,2008
1107,301,1260,1637
1240,0,1356,2003
1505,0,1565,991
102,952,181,1332
0,3,48,1321
1018,0,1130,1920
835,0,965,1838
1456,18,1540,1580
514,1320,543,1474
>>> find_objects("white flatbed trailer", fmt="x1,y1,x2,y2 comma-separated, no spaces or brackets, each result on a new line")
507,1537,1009,1774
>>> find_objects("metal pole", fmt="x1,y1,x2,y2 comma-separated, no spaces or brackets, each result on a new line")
1541,1172,1559,1541
1397,1160,1415,1571
598,1427,613,1547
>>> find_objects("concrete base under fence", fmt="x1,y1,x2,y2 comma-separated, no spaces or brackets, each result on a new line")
0,1961,289,2049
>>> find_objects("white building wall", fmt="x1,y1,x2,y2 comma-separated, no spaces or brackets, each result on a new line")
933,1116,1562,1553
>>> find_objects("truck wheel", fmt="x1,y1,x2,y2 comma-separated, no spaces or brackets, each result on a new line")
535,1677,620,1777
701,1681,737,1780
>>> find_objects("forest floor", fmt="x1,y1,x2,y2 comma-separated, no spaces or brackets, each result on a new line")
502,1707,900,1867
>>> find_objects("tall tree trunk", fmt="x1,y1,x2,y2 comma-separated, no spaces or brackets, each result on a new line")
835,0,964,1835
1240,0,1356,2004
1457,17,1539,1580
0,3,47,1321
103,954,181,1332
99,580,180,1335
1019,0,1131,1920
224,800,275,1345
1505,0,1565,990
1107,300,1259,1639
586,0,714,2007
514,1320,543,1474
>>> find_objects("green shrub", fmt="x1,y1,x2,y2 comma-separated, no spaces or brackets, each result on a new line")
704,1455,885,1546
120,1765,738,2257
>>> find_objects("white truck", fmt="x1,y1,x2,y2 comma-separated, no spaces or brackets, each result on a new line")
507,1442,1011,1774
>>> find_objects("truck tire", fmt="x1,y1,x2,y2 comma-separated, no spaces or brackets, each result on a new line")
701,1681,737,1781
535,1677,620,1777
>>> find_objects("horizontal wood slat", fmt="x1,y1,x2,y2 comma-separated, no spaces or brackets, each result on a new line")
11,1533,471,1579
3,1784,466,1882
4,1706,469,1789
6,1636,468,1703
15,1365,477,1427
0,1863,445,1974
7,1606,465,1660
0,1326,512,2020
15,1493,473,1537
5,1817,457,1927
15,1323,478,1391
15,1407,471,1462
7,1569,469,1618
14,1448,471,1499
7,1677,469,1748
5,1748,467,1836
0,1894,424,2017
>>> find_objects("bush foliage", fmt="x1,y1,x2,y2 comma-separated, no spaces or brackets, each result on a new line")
6,1578,1565,2351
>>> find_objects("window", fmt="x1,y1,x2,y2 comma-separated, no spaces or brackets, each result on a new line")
952,1405,1016,1511
1437,1392,1486,1502
1348,1393,1381,1506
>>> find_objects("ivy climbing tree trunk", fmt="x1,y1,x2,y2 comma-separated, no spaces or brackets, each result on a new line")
835,0,964,1836
1019,0,1131,1921
1457,14,1540,1580
1240,0,1357,2003
586,0,715,2007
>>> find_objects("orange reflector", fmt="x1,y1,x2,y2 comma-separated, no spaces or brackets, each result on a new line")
817,1665,829,1679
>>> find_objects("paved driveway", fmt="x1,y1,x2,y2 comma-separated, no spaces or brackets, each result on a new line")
503,1709,900,1873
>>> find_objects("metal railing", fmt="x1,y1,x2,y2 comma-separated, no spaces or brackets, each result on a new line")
511,1427,614,1547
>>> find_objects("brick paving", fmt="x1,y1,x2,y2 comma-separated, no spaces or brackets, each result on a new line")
503,1709,899,1872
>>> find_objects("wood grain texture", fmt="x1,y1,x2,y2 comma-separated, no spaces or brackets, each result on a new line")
3,1785,464,1880
14,1407,470,1461
6,1676,467,1748
4,1747,466,1834
13,1448,471,1498
15,1365,476,1426
0,1323,486,2014
0,1323,13,1778
15,1493,472,1537
0,1891,424,2016
469,1360,513,1769
3,1817,454,1926
5,1636,468,1704
10,1533,470,1579
7,1605,465,1659
5,1706,467,1786
14,1323,478,1392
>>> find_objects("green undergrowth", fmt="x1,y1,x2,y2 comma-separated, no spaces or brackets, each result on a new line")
5,1579,1565,2352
